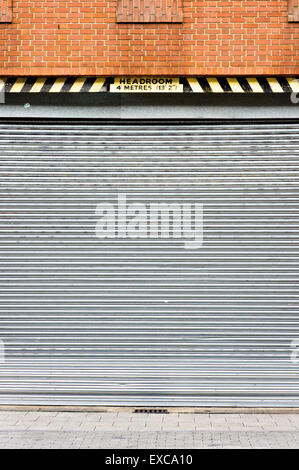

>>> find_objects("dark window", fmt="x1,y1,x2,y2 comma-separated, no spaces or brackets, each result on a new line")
117,0,183,23
288,0,299,22
0,0,12,23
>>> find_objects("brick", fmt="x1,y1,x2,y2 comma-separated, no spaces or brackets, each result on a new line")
0,0,298,76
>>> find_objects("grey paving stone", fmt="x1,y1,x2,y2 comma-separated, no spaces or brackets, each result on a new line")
0,412,299,448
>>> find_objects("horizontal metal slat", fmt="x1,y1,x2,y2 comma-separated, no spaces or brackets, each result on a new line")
0,120,299,407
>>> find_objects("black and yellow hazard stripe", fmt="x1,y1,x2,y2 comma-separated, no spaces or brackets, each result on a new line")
0,76,298,93
2,77,107,93
187,77,299,93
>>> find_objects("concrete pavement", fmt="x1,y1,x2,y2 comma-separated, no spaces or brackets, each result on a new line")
0,411,299,448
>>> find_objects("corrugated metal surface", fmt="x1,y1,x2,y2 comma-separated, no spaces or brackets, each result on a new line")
0,120,298,406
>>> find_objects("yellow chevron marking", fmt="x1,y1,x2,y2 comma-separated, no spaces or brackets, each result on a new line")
187,78,204,92
207,77,224,92
30,77,46,93
267,77,284,93
70,77,87,92
49,78,66,93
89,78,105,92
287,77,299,92
227,78,244,93
10,78,27,93
246,77,264,93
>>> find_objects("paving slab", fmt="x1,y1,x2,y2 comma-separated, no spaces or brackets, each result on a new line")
0,411,298,448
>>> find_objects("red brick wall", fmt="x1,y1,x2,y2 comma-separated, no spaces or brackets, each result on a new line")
0,0,298,76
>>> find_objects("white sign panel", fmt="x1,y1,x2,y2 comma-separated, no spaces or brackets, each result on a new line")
110,77,183,93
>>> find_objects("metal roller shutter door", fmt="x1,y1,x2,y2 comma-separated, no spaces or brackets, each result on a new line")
0,119,298,407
